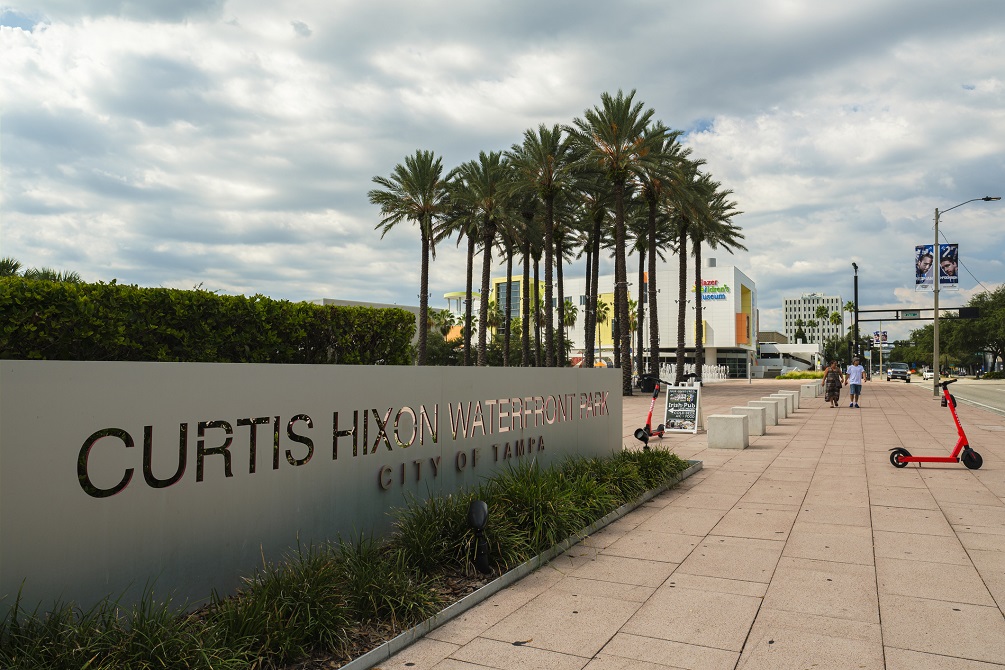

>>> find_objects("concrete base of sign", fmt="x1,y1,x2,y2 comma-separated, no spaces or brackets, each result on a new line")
707,414,748,449
778,390,800,411
731,406,765,436
748,400,778,426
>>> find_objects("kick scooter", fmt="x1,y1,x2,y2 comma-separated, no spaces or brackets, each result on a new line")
889,378,983,469
634,375,668,450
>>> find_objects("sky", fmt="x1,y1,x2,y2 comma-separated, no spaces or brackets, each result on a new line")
1,0,1003,341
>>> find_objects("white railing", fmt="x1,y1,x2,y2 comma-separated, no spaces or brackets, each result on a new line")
659,363,729,383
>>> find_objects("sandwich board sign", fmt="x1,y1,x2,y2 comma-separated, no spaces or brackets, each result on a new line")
663,384,701,434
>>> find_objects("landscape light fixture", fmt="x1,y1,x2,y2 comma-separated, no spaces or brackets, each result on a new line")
467,499,491,574
931,196,1001,396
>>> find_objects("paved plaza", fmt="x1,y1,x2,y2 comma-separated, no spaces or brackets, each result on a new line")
380,377,1005,670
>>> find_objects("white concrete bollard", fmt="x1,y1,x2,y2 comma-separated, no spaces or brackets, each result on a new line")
763,395,788,419
731,406,766,436
707,414,749,449
748,400,779,425
778,389,800,411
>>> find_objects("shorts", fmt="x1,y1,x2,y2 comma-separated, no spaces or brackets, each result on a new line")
849,383,862,395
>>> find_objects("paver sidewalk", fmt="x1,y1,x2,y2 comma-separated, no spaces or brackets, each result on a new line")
380,378,1005,670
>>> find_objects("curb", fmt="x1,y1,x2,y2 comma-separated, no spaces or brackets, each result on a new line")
346,459,704,670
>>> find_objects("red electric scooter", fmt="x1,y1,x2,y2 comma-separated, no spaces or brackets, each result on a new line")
889,378,983,469
634,375,667,450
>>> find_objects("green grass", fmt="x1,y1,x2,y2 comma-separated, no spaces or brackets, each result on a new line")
0,447,690,668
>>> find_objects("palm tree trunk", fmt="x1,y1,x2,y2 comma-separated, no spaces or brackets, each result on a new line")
556,233,566,367
522,236,531,367
694,239,704,378
614,180,632,395
647,201,660,376
418,225,430,365
636,249,645,380
533,255,542,367
583,240,594,368
544,197,555,367
464,231,475,367
590,216,602,367
478,215,495,366
675,222,688,385
504,242,514,367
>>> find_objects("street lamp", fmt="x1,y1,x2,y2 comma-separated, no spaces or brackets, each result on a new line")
932,196,1001,396
852,263,859,360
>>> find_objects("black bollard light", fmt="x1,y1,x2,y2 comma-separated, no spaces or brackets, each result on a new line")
467,499,491,574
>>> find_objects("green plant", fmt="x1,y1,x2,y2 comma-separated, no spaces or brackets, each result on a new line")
777,370,824,379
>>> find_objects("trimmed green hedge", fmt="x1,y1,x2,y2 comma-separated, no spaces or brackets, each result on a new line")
0,278,415,364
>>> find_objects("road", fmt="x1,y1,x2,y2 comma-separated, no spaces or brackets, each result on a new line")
910,377,1005,416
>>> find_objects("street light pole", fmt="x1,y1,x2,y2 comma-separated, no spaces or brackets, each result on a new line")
931,196,1001,396
852,263,859,357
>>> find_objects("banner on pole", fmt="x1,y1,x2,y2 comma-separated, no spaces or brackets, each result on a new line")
938,243,959,290
915,244,934,290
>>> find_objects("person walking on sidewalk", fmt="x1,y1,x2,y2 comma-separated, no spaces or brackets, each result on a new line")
824,360,843,407
844,356,867,408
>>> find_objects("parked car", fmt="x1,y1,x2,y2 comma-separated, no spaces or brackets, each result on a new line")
922,369,934,380
887,362,911,382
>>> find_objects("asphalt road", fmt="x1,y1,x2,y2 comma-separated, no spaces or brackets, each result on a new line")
918,377,1005,416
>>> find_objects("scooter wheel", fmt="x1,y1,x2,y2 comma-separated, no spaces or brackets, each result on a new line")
962,450,983,470
890,448,911,468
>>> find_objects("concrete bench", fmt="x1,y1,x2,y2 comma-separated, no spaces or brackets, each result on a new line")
707,414,748,449
777,389,800,411
770,393,794,416
762,395,788,419
731,405,766,436
748,400,779,426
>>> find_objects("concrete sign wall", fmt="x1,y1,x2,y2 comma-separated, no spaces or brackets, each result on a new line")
0,361,622,612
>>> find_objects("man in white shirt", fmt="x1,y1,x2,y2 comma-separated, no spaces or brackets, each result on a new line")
844,356,867,408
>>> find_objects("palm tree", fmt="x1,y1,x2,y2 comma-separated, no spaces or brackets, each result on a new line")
568,90,661,395
437,190,480,366
449,151,511,366
595,298,611,363
563,298,578,358
794,318,807,343
668,159,708,384
807,320,819,343
507,124,576,367
368,150,449,366
815,305,830,357
692,178,745,376
1,257,23,277
21,267,83,283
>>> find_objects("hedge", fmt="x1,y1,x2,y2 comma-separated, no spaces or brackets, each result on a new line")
0,278,415,365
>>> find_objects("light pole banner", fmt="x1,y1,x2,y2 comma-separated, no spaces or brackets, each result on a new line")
915,244,934,290
939,243,959,290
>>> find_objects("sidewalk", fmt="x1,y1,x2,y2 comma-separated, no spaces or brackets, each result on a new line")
380,378,1005,670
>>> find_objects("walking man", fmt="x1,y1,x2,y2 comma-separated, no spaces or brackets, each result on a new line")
844,356,867,408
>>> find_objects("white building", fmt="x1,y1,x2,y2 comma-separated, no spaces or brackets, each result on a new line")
562,254,758,378
782,293,845,344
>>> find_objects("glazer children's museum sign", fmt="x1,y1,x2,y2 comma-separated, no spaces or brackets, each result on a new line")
693,279,731,301
1,362,621,614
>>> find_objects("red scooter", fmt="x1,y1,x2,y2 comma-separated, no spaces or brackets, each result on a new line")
634,375,667,450
890,378,983,469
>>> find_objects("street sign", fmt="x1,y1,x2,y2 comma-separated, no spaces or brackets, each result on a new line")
902,310,920,319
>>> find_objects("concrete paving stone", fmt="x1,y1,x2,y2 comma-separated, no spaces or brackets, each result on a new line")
871,505,956,536
548,545,602,575
872,529,972,565
567,553,678,588
967,549,1005,611
663,573,768,598
676,535,784,584
782,521,875,565
603,529,702,564
867,485,940,510
802,489,871,508
738,482,808,506
762,557,879,623
884,646,1005,670
620,585,762,652
381,636,460,669
450,636,589,670
941,503,1005,529
551,575,656,603
876,557,996,607
708,504,799,541
879,593,1005,664
581,526,631,550
581,654,681,670
758,468,815,482
929,487,1004,507
736,619,884,670
867,471,928,488
956,529,1005,552
638,506,728,537
669,490,744,511
429,659,513,670
796,502,873,527
482,588,641,659
600,632,739,670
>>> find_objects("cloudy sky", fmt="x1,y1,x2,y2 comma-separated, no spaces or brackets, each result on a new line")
1,0,1003,339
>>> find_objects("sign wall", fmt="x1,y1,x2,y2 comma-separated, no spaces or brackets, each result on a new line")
0,362,622,613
